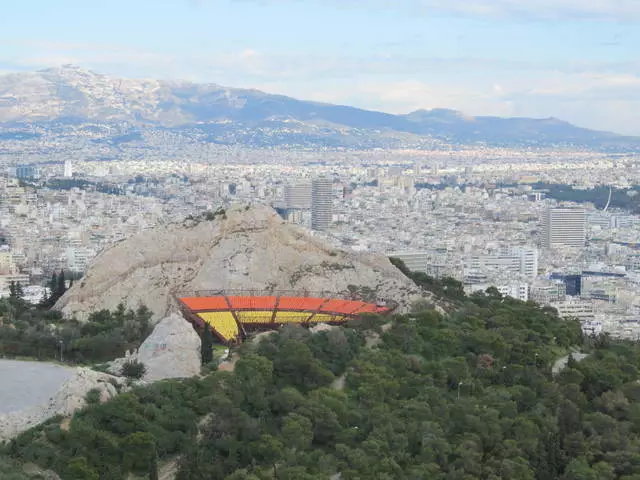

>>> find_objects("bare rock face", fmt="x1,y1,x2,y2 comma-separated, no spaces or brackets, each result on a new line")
56,204,422,322
0,368,124,441
108,313,201,382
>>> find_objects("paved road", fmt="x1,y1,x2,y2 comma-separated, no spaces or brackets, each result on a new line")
0,359,75,414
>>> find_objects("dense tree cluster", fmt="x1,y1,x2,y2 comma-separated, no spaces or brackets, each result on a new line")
8,279,640,479
5,378,213,479
41,270,73,308
390,257,466,302
0,300,152,363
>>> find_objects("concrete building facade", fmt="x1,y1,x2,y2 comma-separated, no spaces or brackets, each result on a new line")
311,177,333,231
542,208,586,249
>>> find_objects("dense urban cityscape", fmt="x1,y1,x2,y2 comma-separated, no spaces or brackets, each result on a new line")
1,147,639,339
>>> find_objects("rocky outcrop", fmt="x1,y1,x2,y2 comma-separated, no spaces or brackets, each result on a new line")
0,368,124,441
108,313,201,382
56,204,423,322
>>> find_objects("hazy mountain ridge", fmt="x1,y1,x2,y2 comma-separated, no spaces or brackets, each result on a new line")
0,65,638,150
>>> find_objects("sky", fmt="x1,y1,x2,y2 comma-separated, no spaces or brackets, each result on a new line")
1,0,640,135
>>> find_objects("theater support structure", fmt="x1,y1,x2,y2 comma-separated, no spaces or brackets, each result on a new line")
176,290,397,345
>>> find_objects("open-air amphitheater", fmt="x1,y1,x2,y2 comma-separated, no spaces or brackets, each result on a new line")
178,290,397,344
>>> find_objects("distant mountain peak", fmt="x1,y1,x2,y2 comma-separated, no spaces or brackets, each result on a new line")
0,66,636,150
404,108,476,123
38,64,94,75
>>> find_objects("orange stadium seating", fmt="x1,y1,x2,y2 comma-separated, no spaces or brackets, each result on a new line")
319,299,365,315
228,296,277,310
180,296,229,311
278,296,326,311
353,303,386,314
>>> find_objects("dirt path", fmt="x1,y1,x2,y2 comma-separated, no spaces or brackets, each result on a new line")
218,353,240,372
331,374,346,391
158,458,179,480
552,352,589,376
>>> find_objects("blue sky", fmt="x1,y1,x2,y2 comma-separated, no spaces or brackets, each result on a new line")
1,0,640,134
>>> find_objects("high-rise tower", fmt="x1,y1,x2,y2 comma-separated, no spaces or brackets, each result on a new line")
63,159,73,178
311,177,333,231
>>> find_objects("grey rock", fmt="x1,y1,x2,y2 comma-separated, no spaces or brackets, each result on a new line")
0,368,124,441
109,313,201,382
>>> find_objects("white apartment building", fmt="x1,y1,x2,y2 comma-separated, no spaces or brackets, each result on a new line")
542,208,586,249
550,300,596,321
465,283,529,301
530,279,566,304
388,251,463,279
388,251,430,273
284,182,312,210
581,272,626,303
463,246,538,281
0,246,17,275
627,255,640,272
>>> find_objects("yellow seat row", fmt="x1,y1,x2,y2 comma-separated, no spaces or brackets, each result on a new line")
274,311,314,323
237,311,274,324
308,313,346,323
197,312,239,341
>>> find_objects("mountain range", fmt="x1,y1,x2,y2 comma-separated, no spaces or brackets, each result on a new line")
0,65,638,150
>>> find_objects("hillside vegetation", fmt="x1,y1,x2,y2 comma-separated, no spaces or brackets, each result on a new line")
0,298,152,364
8,279,640,479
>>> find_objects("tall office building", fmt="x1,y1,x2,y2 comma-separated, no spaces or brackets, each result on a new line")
311,177,333,231
542,208,586,249
285,182,312,210
63,159,73,178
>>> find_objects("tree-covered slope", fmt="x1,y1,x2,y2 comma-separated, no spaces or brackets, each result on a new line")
9,283,640,479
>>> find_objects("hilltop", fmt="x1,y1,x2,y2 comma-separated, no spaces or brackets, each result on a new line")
1,65,638,150
55,204,423,321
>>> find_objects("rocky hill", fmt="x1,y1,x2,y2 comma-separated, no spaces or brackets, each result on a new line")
55,204,422,321
1,65,638,150
0,367,123,441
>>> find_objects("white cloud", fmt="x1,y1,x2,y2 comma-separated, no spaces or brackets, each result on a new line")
410,0,640,20
194,0,640,21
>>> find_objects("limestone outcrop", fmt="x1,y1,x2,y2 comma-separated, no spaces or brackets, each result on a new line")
108,313,201,382
0,368,124,441
56,204,423,322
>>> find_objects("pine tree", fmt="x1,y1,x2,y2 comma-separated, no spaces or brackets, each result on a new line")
15,282,24,298
49,272,58,304
149,451,159,480
201,326,214,365
56,270,67,299
40,287,49,307
9,281,16,298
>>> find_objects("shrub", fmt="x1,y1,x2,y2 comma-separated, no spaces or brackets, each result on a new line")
85,388,102,405
120,360,147,380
